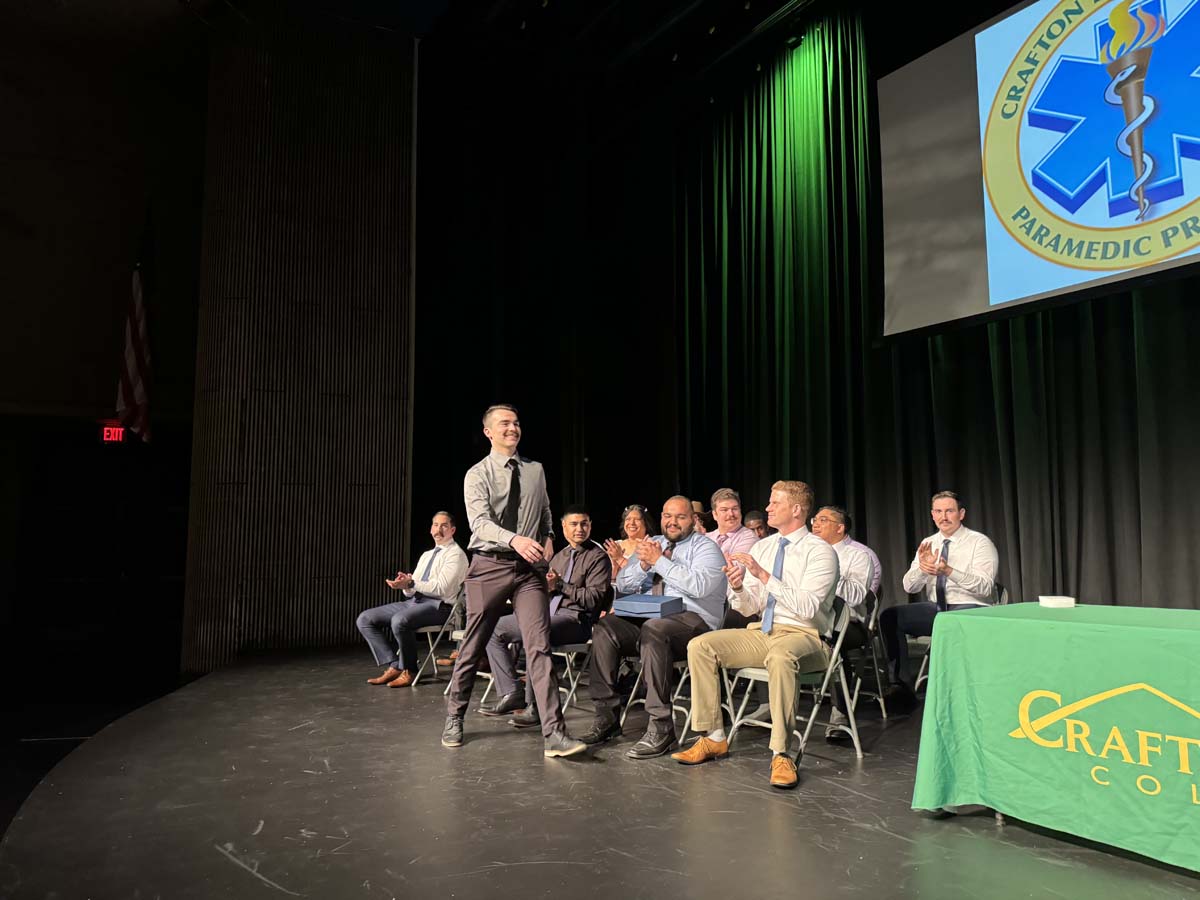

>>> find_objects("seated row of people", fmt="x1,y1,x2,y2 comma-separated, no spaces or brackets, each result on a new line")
354,478,997,785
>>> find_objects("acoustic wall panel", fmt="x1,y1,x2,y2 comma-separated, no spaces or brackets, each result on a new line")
182,8,416,673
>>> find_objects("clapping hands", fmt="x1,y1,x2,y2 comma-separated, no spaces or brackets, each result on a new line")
918,541,951,576
385,571,414,590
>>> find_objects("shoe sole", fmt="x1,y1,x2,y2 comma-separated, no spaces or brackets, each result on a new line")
544,743,588,759
770,780,798,790
626,744,676,760
441,736,463,748
672,751,727,765
478,708,521,718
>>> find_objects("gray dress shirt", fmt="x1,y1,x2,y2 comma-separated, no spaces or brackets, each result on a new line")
464,450,554,552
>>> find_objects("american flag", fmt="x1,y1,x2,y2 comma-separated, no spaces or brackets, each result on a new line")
116,264,152,442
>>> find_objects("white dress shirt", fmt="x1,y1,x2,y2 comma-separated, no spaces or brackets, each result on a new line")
901,524,998,607
728,528,839,635
829,537,874,620
403,540,468,603
843,534,882,595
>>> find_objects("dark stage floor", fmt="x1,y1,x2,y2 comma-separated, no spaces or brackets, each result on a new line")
1,650,1197,900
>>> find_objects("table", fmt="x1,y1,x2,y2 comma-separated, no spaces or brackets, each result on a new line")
912,602,1200,873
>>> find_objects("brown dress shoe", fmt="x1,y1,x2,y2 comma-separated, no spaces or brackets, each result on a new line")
367,666,403,685
769,754,798,789
670,735,729,765
387,670,416,688
436,650,460,667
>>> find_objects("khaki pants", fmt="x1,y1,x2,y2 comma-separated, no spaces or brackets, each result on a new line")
688,623,828,753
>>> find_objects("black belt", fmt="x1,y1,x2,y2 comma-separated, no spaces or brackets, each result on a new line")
474,549,521,561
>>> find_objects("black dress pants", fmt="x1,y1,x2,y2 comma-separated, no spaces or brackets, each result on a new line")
588,611,709,729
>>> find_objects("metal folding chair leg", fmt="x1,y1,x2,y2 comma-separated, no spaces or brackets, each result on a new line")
914,652,930,692
671,665,692,743
848,634,890,720
553,644,591,710
412,620,454,687
725,670,772,747
832,666,864,759
619,659,690,731
793,657,842,765
619,663,644,727
438,627,495,703
869,635,889,719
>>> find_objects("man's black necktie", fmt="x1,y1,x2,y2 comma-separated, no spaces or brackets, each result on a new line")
501,458,521,533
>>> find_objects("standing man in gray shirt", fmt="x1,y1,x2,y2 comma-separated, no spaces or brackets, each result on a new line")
442,404,586,758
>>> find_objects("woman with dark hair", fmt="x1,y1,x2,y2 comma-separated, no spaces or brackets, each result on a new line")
603,503,654,579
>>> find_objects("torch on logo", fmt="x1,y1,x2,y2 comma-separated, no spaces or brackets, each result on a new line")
980,0,1200,271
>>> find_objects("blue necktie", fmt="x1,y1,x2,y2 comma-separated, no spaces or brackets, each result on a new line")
419,548,441,582
761,537,789,634
935,540,950,611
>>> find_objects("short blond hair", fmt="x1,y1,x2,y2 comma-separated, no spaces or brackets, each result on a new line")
772,480,814,517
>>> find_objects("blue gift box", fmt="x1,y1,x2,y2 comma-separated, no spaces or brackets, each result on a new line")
611,594,684,619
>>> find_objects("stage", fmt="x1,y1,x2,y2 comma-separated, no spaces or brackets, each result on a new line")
0,650,1195,899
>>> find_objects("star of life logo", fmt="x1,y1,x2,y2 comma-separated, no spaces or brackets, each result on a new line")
981,0,1200,270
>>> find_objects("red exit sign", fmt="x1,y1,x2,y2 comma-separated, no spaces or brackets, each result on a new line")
102,425,125,443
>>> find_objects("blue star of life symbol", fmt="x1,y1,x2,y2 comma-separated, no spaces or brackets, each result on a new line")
1026,0,1200,218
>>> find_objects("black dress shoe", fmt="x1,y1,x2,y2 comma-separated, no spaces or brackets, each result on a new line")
626,727,676,759
441,715,464,748
543,730,587,758
508,707,541,729
579,717,622,745
478,691,525,718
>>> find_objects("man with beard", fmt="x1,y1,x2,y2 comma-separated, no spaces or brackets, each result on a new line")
580,495,727,759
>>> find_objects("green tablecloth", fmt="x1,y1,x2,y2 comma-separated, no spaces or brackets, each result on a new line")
912,602,1200,872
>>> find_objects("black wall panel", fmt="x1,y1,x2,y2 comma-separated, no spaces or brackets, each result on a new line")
182,10,416,672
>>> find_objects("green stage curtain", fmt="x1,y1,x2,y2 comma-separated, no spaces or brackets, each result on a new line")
674,8,1200,608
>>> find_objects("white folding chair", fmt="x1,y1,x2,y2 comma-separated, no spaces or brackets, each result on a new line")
619,658,694,740
552,640,592,709
726,597,863,764
914,583,1009,692
412,587,465,687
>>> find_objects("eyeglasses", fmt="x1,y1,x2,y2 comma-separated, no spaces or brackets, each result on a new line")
810,515,840,525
